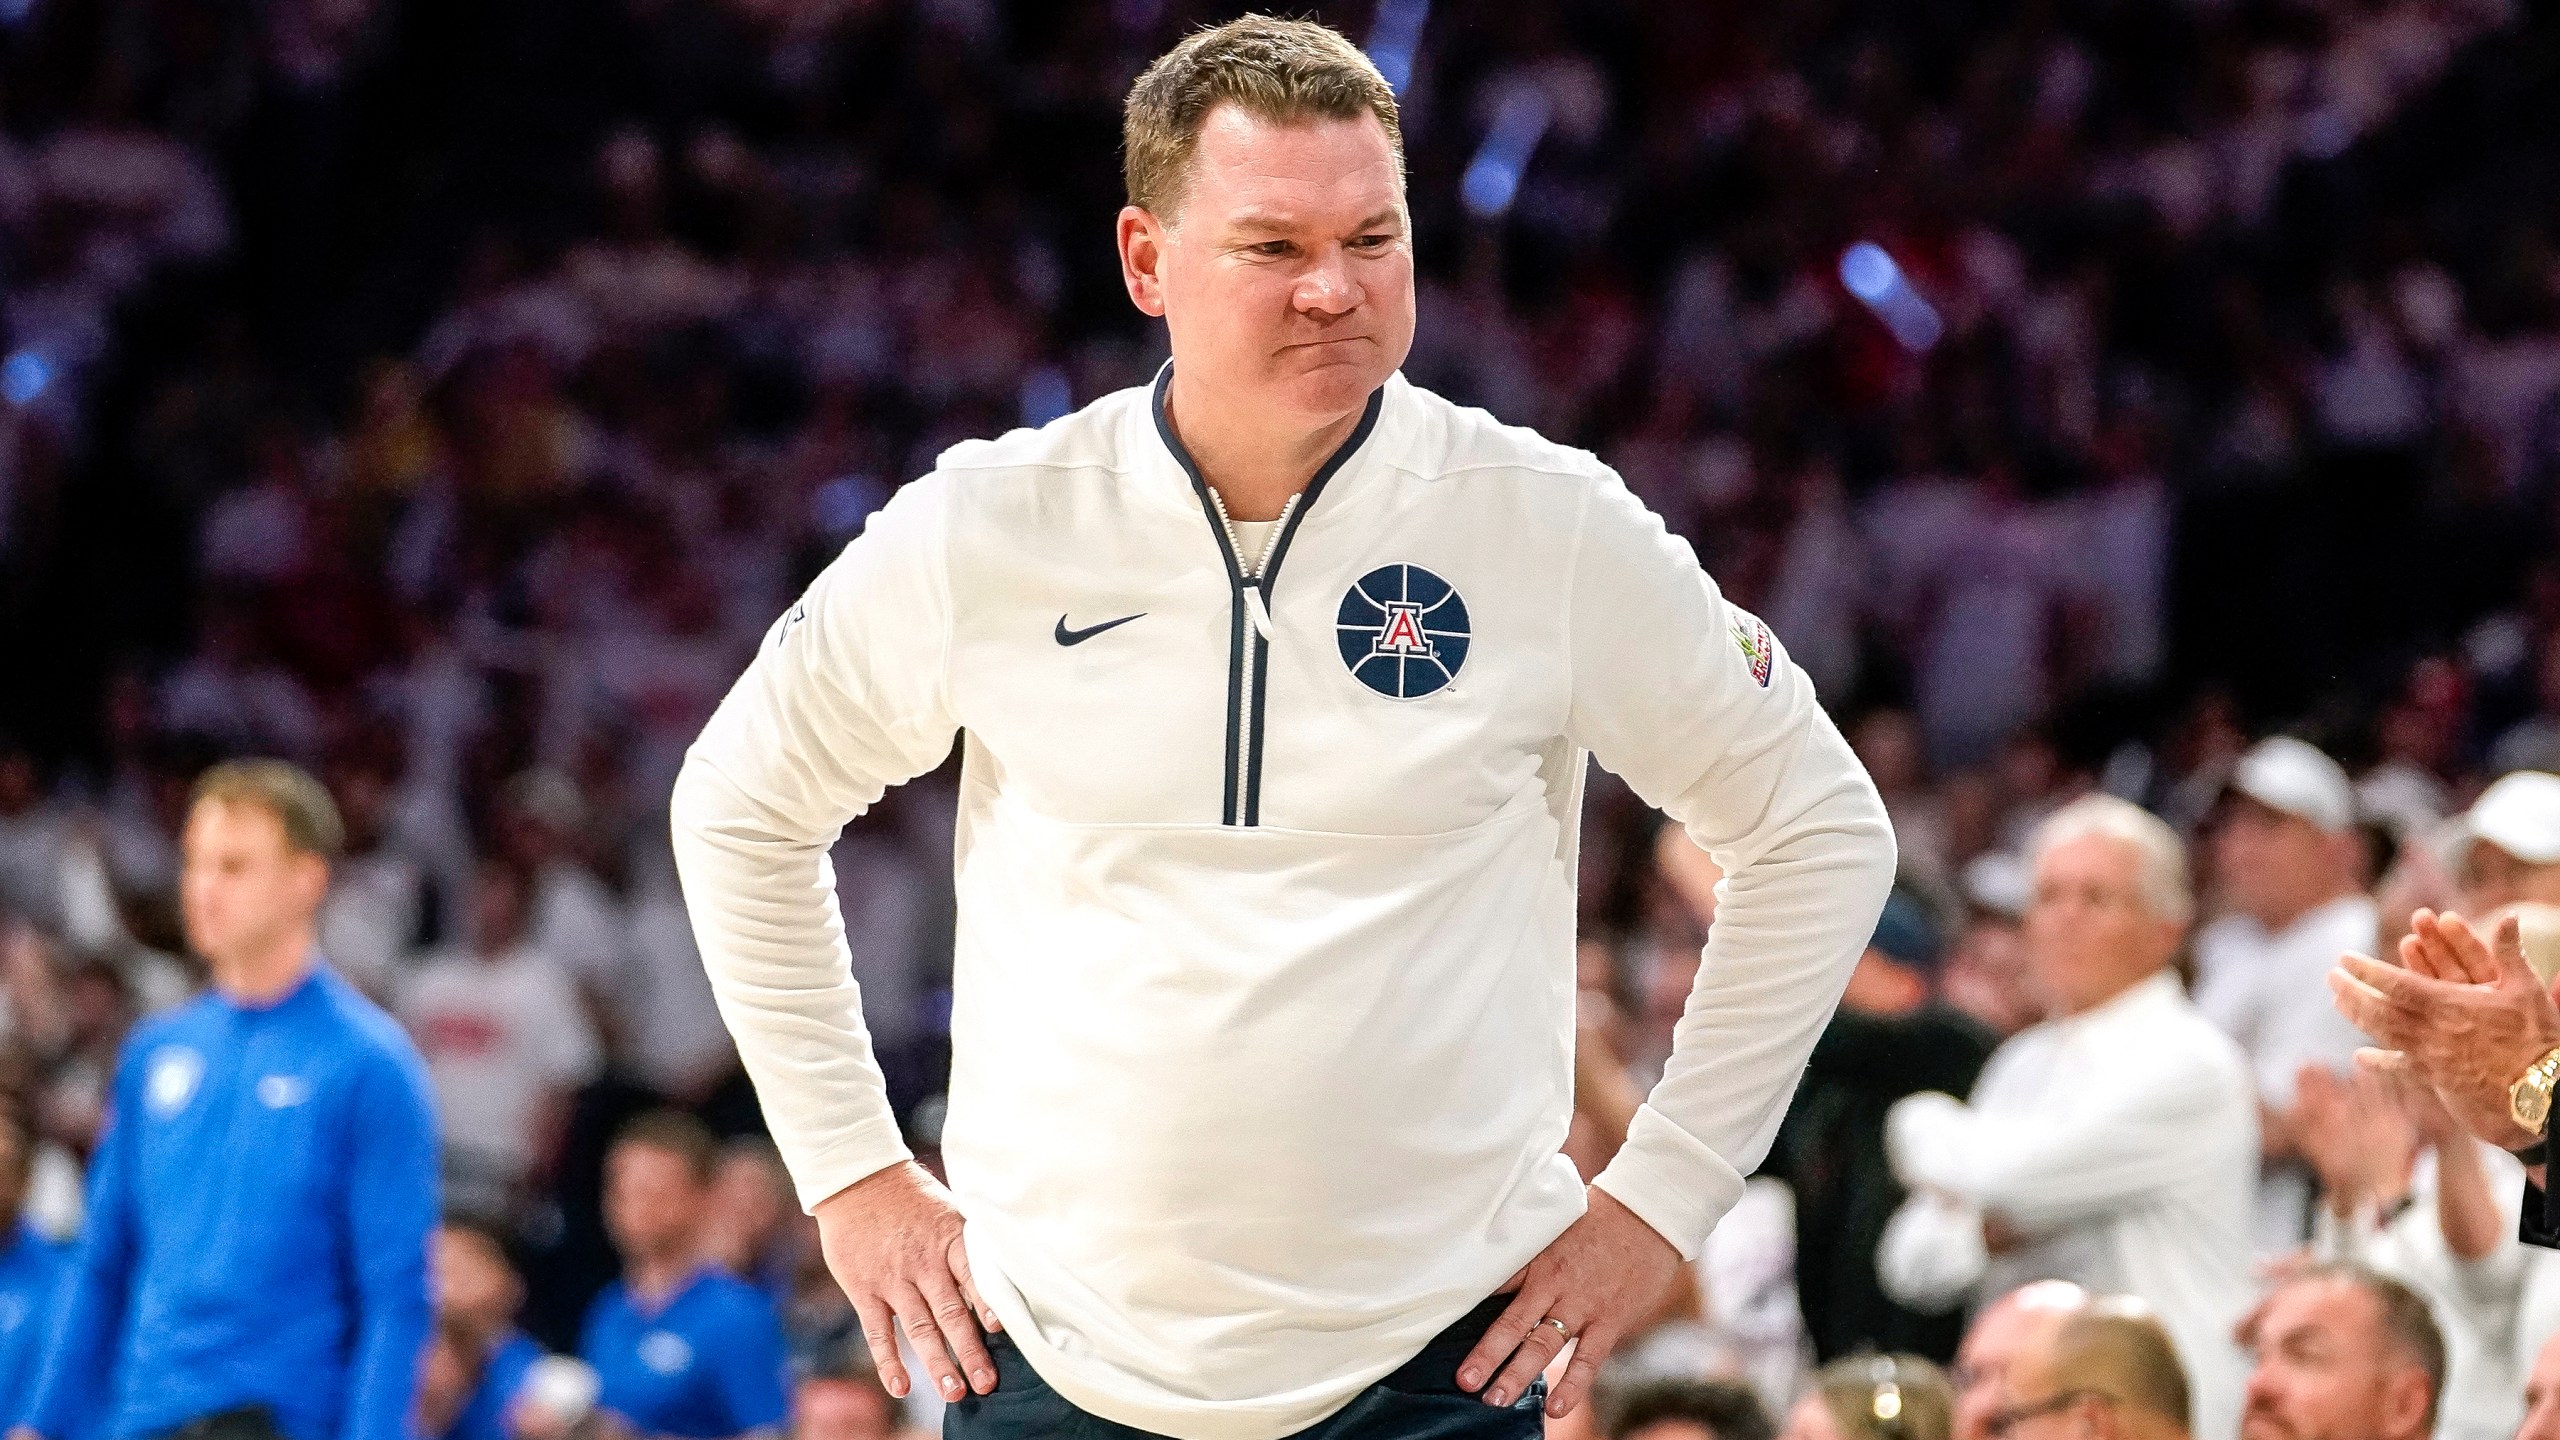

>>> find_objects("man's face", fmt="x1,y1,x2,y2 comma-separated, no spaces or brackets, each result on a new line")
433,1225,521,1336
604,1141,707,1265
2461,840,2560,913
180,799,327,971
1954,1286,2084,1440
1625,1423,1720,1440
2241,1280,2427,1440
2213,799,2334,926
2517,1328,2560,1440
2024,834,2179,1016
792,1376,897,1440
0,1122,28,1225
1120,104,1415,426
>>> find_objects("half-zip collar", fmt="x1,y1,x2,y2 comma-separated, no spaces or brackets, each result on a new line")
1150,364,1385,825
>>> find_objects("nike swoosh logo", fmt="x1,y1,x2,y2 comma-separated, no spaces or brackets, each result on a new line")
1055,612,1145,645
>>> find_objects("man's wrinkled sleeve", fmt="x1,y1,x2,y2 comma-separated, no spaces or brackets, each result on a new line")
1565,469,1897,1262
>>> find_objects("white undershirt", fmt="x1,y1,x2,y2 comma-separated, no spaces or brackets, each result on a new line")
1232,518,1278,576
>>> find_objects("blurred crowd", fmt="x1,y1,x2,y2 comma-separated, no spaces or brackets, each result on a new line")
1,0,2559,1434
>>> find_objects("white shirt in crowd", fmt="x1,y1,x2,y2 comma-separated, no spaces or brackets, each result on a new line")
2318,1144,2535,1440
670,369,1896,1440
397,942,601,1177
2191,893,2381,1254
1877,971,2259,1440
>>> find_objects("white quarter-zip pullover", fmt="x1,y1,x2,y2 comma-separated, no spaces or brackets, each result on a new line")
670,367,1896,1440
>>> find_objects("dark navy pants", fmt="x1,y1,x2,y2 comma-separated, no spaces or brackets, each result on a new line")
943,1292,1549,1439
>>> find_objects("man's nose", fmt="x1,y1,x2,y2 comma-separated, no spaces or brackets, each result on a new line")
1296,246,1363,315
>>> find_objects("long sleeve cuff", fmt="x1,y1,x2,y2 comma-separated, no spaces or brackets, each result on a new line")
1883,1091,1970,1194
789,1120,916,1213
1591,1103,1747,1263
1876,1192,1987,1312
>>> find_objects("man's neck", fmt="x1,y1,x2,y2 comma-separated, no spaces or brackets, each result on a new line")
627,1249,700,1306
2060,965,2164,1019
212,933,318,1008
2249,882,2354,936
1164,371,1365,522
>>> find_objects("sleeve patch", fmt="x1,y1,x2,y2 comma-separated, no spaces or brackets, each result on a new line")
1730,616,1775,687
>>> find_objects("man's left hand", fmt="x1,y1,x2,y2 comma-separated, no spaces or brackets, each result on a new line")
1455,1185,1682,1420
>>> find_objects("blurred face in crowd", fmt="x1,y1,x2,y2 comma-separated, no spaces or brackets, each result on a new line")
604,1140,710,1267
2024,834,2184,1017
1119,104,1415,432
2240,1279,2432,1440
434,1224,523,1339
1626,1422,1720,1440
2214,799,2349,929
700,1145,793,1272
1780,1393,1848,1440
0,1113,29,1225
791,1374,901,1440
469,862,530,957
2517,1328,2560,1440
181,798,328,976
1956,1286,2086,1440
2460,840,2560,913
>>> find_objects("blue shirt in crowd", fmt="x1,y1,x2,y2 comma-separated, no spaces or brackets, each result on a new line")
0,1220,75,1432
443,1330,545,1440
583,1266,790,1437
26,963,440,1440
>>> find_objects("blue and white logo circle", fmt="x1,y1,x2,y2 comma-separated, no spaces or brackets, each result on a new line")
1336,564,1470,699
145,1045,203,1119
639,1330,695,1376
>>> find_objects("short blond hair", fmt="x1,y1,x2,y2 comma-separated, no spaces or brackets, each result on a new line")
1122,15,1404,222
191,759,344,860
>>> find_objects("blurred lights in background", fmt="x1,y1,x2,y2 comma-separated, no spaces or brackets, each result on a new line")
1364,0,1430,96
1838,242,1943,352
2,348,51,407
1460,86,1552,221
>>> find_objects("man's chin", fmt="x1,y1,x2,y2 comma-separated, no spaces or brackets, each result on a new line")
2241,1409,2301,1440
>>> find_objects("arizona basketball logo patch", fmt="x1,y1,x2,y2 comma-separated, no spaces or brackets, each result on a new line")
1337,564,1471,699
1731,616,1774,687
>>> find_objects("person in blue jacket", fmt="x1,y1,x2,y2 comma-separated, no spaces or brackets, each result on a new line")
582,1111,789,1439
0,1098,76,1435
12,759,440,1440
434,1217,547,1440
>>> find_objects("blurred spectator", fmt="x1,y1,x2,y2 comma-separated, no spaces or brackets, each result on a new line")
1939,856,2043,1042
2237,1265,2443,1440
398,856,600,1214
698,1137,803,1306
0,1099,72,1435
2521,1327,2560,1440
788,1345,921,1440
1992,1302,2193,1440
434,1218,548,1440
2191,738,2377,1256
1764,891,1996,1363
1951,1283,2093,1440
583,1110,788,1439
1780,1355,1955,1440
2455,773,2560,911
1877,796,2256,1440
1603,1376,1778,1440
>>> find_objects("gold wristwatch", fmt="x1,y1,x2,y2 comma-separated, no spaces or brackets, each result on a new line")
2509,1045,2560,1136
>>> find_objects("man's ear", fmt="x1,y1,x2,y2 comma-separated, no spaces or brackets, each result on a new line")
1117,205,1169,318
2379,1364,2434,1440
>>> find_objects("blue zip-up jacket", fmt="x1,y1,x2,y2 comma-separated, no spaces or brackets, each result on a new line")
25,964,440,1440
0,1220,76,1432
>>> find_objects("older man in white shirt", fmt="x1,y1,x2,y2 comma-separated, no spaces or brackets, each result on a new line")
1877,794,2258,1440
2191,736,2379,1255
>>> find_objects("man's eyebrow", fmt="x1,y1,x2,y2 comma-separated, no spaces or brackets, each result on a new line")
1227,208,1405,236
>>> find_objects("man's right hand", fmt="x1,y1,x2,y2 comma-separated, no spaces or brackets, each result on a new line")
813,1159,1001,1404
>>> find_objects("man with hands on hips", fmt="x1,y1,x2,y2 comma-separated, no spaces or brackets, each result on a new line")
670,15,1895,1439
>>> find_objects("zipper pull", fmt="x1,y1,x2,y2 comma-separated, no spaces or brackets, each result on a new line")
1243,584,1275,640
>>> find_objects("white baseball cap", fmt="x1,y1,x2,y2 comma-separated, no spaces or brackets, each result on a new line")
2463,771,2560,866
2228,736,2356,835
